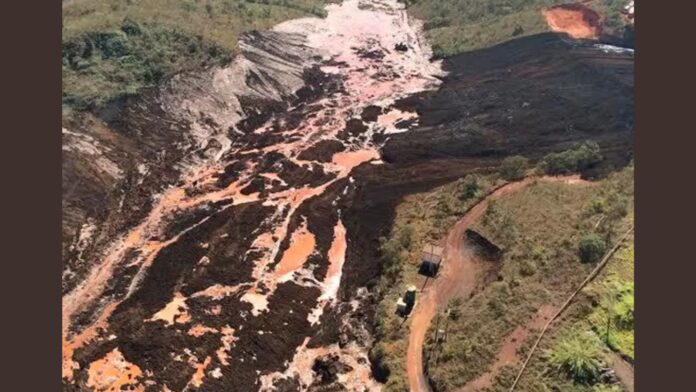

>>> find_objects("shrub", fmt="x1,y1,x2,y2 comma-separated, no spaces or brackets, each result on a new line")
579,234,607,263
542,141,603,175
608,195,630,220
531,245,545,260
458,175,479,200
379,236,403,283
379,226,415,284
520,260,536,276
487,281,511,317
547,330,606,383
500,155,528,181
120,18,141,36
62,24,231,109
590,197,607,214
396,226,414,249
610,281,635,329
447,297,463,320
435,195,452,217
368,343,391,382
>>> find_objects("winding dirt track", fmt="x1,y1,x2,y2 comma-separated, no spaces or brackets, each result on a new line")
609,352,635,392
406,175,588,392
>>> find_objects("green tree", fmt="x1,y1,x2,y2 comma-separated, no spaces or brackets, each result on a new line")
458,175,479,200
542,141,603,175
578,234,607,263
500,155,528,181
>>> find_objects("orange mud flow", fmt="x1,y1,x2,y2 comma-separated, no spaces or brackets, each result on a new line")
63,0,445,389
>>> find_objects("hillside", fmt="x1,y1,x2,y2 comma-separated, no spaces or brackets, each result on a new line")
63,0,328,111
423,166,633,391
403,0,633,56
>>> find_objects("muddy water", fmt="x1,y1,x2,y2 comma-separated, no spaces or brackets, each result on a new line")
62,0,444,389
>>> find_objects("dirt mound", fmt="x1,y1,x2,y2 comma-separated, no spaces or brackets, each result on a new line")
542,3,603,39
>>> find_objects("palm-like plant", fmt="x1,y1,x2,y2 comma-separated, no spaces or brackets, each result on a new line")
547,330,606,383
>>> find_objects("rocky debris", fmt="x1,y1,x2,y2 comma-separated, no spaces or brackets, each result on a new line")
312,354,354,385
216,161,246,188
61,24,326,299
339,118,369,140
394,42,408,52
298,140,347,162
360,105,384,122
356,47,386,60
160,29,320,143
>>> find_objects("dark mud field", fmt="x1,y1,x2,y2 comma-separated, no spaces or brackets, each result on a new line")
62,7,633,390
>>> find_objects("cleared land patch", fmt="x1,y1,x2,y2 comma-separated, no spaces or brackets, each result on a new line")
423,166,633,391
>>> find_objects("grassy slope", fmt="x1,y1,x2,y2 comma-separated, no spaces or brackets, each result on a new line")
372,150,633,391
402,0,630,56
423,166,633,391
62,0,328,111
371,172,505,391
509,241,634,392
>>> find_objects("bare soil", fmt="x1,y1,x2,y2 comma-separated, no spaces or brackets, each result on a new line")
542,3,603,40
608,352,635,392
457,305,557,392
407,176,589,392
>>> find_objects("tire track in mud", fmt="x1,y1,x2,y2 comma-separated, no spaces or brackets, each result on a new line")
407,175,590,392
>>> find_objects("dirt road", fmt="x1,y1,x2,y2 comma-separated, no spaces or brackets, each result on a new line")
406,175,588,392
458,305,557,392
609,352,635,392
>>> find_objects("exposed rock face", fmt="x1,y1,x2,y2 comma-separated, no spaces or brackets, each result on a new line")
62,1,633,391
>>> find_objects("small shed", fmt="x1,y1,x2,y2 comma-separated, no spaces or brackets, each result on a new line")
419,244,444,277
396,285,419,317
404,285,418,307
396,298,408,315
